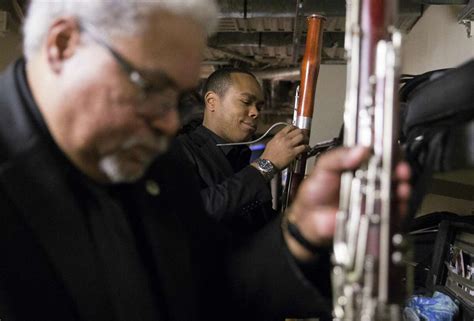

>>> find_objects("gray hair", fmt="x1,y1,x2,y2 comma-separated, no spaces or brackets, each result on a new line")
23,0,218,60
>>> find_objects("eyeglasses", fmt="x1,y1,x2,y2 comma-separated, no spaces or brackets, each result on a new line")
80,23,180,117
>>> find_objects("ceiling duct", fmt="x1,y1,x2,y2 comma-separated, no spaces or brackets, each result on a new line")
216,0,426,19
209,0,427,68
217,0,346,18
254,68,301,81
208,32,344,48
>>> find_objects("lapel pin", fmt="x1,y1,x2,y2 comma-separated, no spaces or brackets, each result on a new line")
145,180,160,196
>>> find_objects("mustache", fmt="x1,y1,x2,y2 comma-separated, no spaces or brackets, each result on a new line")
242,121,257,129
121,135,169,154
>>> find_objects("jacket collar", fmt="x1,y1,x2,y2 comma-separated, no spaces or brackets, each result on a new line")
188,125,235,176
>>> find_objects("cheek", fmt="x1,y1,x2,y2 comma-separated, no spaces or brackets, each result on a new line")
224,114,250,140
220,112,240,135
221,105,242,123
79,93,142,154
95,115,144,154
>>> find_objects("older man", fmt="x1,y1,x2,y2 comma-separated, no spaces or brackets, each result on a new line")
0,1,411,321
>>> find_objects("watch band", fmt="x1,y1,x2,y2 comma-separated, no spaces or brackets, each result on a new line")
285,219,321,255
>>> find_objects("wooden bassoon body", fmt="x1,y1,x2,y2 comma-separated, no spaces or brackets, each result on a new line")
282,14,325,211
332,0,409,320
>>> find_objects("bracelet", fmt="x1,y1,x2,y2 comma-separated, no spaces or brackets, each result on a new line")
285,219,321,255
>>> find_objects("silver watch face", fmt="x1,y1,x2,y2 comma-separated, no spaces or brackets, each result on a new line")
257,158,275,173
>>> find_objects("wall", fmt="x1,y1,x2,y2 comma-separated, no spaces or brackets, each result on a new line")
310,64,347,143
402,5,474,74
305,64,346,170
0,24,22,71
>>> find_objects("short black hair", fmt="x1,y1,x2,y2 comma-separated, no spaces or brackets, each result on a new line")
201,67,258,98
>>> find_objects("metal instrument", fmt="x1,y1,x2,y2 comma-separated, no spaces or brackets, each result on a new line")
332,0,409,320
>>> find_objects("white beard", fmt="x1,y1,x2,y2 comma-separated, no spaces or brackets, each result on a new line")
98,136,169,183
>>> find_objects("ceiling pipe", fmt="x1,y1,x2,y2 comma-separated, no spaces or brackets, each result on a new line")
217,0,346,18
253,68,301,80
253,59,346,81
208,32,344,47
208,46,260,66
292,0,304,64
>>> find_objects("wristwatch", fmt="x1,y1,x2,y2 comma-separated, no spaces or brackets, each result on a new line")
253,158,277,181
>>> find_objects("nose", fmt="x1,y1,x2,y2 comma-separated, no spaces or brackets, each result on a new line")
148,108,180,136
249,104,260,119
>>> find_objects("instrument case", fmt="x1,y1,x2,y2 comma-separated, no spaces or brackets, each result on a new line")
411,214,474,321
400,59,474,217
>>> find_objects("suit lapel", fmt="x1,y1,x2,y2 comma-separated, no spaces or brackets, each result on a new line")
0,142,112,321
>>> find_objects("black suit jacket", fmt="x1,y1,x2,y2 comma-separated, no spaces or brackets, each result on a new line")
177,126,276,232
0,60,331,321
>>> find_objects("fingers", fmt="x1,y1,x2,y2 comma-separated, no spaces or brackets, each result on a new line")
395,161,411,182
275,125,308,147
395,161,412,217
395,163,411,201
278,124,298,134
269,126,307,149
397,181,411,200
293,143,309,156
278,125,305,138
313,146,370,176
313,148,411,204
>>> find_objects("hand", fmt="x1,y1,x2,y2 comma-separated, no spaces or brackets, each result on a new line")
284,146,411,261
259,125,308,170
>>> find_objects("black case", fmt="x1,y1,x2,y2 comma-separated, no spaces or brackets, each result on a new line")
400,59,474,218
403,59,474,320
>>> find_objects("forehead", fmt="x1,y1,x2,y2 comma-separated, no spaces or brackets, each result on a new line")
227,73,263,97
113,10,206,90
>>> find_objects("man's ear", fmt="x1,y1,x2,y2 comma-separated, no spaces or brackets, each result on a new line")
204,91,219,112
45,18,82,73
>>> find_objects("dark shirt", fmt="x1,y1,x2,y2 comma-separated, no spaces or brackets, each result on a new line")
16,60,162,321
199,125,253,173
